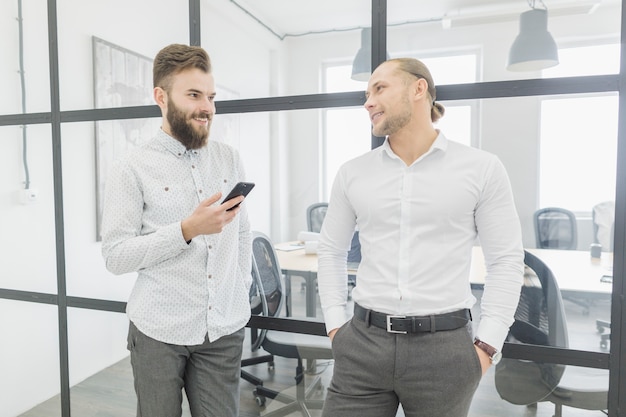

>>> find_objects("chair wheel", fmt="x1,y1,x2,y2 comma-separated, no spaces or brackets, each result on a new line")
601,340,608,350
268,362,275,372
252,390,266,407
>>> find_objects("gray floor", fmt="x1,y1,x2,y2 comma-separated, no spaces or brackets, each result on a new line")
19,285,610,417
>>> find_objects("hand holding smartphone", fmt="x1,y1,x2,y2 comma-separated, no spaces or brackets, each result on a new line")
221,182,255,211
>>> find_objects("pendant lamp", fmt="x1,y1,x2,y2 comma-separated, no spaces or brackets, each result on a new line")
351,28,373,81
351,28,390,81
507,7,559,71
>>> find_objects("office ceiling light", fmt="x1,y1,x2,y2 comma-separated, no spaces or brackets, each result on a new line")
507,2,559,71
351,28,372,81
351,28,391,81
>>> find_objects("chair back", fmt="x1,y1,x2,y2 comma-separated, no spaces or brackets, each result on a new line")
252,231,284,319
533,207,578,250
495,250,568,405
306,202,328,233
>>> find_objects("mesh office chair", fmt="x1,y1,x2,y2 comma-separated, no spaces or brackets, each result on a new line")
247,231,333,416
306,202,328,233
534,207,588,313
495,251,608,416
534,207,578,250
305,202,360,296
240,263,276,398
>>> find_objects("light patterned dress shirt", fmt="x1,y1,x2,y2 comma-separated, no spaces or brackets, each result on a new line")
318,133,524,351
101,129,252,345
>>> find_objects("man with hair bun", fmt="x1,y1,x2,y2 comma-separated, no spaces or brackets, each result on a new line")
317,58,524,417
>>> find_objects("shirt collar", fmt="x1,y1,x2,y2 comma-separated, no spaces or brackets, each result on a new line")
381,130,449,162
155,128,189,158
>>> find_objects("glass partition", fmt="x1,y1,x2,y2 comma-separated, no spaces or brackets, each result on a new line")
0,0,50,114
201,0,371,98
61,121,144,299
67,309,131,416
1,300,60,417
388,0,620,83
0,124,57,293
56,0,189,111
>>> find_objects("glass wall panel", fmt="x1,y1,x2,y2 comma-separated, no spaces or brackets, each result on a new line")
0,124,57,293
67,309,131,416
61,121,151,299
56,0,190,111
1,300,60,417
0,0,50,114
61,110,272,297
387,0,620,83
201,0,370,98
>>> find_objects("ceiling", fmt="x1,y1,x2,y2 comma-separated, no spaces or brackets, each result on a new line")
228,0,611,38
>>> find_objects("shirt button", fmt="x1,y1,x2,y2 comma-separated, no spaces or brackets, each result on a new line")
208,306,212,310
208,274,212,279
199,189,203,194
208,245,213,249
192,165,196,169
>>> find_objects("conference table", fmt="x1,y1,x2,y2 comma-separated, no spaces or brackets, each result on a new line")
275,243,614,318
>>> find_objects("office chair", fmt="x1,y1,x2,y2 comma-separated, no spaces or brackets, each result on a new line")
534,207,578,250
306,202,328,233
534,207,588,313
248,231,333,416
495,250,608,417
305,202,360,296
240,265,276,401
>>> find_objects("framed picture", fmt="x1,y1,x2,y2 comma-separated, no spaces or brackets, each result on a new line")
93,37,159,241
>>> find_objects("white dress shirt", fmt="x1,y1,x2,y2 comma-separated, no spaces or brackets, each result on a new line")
317,133,524,350
101,129,252,345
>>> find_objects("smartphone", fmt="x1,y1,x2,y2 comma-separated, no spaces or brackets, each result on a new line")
222,182,255,211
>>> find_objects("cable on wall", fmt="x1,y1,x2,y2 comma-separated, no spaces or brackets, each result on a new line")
17,0,30,189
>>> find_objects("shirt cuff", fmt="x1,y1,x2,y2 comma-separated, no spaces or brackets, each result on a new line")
475,318,512,352
323,305,350,335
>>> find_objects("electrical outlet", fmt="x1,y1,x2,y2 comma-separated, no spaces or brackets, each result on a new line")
19,188,39,205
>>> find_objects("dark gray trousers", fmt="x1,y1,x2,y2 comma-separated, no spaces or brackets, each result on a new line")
127,322,245,417
322,316,482,417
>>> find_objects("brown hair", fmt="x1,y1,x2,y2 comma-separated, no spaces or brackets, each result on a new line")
388,57,445,123
153,44,211,92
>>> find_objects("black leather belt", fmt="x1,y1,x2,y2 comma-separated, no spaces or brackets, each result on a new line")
354,303,471,334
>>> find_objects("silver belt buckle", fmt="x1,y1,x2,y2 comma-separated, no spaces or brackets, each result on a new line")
386,315,407,334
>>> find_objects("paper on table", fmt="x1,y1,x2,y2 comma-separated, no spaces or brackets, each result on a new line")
275,242,305,252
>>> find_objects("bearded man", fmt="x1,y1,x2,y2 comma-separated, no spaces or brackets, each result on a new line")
101,44,252,417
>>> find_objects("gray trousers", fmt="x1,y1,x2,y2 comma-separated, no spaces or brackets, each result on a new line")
322,316,482,417
127,322,245,417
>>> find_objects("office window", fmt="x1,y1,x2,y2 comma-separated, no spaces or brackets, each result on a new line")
539,94,618,212
543,43,620,78
539,43,619,212
322,53,477,199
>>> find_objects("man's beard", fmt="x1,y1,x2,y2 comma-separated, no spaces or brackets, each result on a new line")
372,95,412,137
166,98,211,149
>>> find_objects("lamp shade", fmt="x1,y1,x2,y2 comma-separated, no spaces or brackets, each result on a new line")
507,8,559,72
351,28,372,81
351,28,391,81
